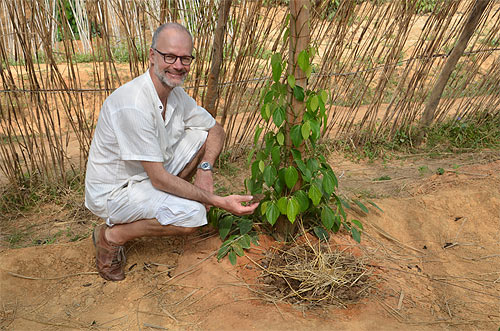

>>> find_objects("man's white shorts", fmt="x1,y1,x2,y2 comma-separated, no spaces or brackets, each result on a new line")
105,129,208,228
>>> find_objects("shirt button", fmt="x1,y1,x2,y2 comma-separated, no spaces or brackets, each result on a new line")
159,105,163,109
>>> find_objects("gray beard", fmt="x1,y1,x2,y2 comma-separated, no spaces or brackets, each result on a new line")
154,63,185,88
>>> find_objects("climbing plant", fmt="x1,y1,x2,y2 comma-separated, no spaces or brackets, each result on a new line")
211,49,369,264
245,49,364,242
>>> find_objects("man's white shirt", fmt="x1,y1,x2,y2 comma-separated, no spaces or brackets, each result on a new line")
85,71,216,218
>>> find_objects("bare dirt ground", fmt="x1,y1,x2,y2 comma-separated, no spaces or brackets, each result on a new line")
1,150,499,330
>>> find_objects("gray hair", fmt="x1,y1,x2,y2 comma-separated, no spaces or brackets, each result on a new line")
151,22,193,50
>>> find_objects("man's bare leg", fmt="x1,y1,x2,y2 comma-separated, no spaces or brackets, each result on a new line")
106,219,197,245
178,142,206,181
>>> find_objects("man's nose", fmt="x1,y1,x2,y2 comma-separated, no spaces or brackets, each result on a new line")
172,57,185,69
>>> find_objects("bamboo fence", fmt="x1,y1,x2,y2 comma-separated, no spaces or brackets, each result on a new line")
0,0,499,188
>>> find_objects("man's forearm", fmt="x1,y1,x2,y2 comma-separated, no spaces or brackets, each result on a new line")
142,161,218,205
146,168,255,216
141,123,224,207
141,159,257,216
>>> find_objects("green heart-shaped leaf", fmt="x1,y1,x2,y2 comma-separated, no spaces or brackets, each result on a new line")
284,166,299,189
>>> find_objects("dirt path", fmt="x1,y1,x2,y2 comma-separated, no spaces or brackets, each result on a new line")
1,153,499,330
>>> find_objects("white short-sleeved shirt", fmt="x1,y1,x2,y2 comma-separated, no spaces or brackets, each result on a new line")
85,71,216,218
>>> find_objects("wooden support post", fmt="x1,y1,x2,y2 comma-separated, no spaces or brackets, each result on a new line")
203,0,232,117
275,0,310,240
288,0,309,141
420,0,490,128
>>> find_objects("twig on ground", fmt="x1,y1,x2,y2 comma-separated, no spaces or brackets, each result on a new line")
173,300,241,318
461,254,500,261
175,283,261,313
98,314,128,326
158,283,200,289
1,299,18,329
150,262,176,268
191,232,218,244
143,322,168,330
178,288,217,311
138,310,179,324
451,217,468,244
7,271,98,280
445,299,453,318
397,290,404,310
443,242,459,249
448,170,490,177
376,298,405,323
371,176,411,183
362,220,424,254
272,300,286,320
362,232,417,261
160,307,179,323
409,319,499,327
245,254,267,271
19,316,85,328
171,289,200,307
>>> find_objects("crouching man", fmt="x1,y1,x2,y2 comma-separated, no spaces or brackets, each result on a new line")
85,22,258,281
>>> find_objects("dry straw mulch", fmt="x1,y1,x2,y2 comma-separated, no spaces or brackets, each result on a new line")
255,239,375,309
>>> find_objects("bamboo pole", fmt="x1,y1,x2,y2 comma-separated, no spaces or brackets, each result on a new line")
159,0,168,23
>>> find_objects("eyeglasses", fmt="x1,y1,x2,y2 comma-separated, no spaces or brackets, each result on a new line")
153,48,194,65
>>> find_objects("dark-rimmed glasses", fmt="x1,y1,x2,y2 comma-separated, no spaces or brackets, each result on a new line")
153,48,194,65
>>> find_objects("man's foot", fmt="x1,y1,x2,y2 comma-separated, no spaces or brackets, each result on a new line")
92,224,126,281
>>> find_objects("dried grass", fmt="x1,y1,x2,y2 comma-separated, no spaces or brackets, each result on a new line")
257,240,374,308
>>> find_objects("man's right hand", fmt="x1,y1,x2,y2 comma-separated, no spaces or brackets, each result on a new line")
215,195,259,216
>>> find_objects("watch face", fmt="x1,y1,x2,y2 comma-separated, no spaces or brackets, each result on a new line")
200,162,212,170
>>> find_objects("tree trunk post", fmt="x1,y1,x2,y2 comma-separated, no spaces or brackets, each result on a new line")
275,0,310,240
288,0,309,138
203,0,232,117
420,0,490,128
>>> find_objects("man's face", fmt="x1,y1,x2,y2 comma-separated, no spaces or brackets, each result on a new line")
151,29,193,88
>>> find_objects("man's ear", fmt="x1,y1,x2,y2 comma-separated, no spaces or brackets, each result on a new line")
149,48,155,66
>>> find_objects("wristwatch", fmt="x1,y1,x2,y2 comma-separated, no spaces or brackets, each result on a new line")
197,161,213,172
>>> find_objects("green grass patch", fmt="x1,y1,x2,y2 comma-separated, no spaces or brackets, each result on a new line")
337,113,499,161
426,115,500,151
6,229,32,248
33,230,63,246
373,175,391,181
0,169,86,215
418,165,430,176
